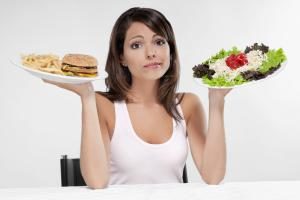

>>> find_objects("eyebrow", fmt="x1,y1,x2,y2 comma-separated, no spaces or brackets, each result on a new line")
129,34,160,41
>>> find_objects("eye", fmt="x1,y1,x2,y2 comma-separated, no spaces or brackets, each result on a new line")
155,39,167,46
130,42,142,49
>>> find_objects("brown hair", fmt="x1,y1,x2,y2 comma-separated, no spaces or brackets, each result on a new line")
99,7,184,121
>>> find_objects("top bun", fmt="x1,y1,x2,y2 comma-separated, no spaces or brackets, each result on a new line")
62,54,98,67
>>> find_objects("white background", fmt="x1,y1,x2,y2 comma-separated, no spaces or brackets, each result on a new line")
0,0,299,188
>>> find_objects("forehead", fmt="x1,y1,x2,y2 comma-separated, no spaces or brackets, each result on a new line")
125,22,157,39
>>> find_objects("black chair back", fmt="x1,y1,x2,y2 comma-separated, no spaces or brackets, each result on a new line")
60,155,188,186
60,155,86,186
182,165,188,183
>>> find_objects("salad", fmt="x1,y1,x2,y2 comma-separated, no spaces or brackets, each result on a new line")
193,43,287,87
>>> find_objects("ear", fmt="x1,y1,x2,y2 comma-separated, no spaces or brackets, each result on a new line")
120,55,128,67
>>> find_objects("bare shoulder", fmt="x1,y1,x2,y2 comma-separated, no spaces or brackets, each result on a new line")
177,92,204,122
95,92,114,107
95,92,114,114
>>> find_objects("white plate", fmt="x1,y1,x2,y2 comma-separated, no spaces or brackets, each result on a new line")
10,55,107,84
194,61,287,89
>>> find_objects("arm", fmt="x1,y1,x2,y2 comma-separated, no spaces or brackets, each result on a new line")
80,90,110,189
201,89,229,184
43,80,109,189
184,89,230,184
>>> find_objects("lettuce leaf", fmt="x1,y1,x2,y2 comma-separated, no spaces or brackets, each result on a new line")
202,74,246,87
259,48,287,73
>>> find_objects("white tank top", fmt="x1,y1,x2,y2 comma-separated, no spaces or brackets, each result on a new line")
108,100,188,185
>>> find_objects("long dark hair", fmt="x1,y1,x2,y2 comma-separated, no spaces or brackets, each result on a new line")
99,7,184,121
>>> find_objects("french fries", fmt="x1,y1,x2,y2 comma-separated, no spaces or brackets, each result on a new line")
21,54,65,75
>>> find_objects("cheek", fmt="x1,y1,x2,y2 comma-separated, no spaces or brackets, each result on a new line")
123,52,143,74
160,45,170,58
160,48,171,66
124,50,143,66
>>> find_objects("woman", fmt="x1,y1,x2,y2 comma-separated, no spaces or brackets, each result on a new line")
45,7,230,189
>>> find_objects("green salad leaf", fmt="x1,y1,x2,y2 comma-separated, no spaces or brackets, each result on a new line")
259,48,287,73
202,74,246,87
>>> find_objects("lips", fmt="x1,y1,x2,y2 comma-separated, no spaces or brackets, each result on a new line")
144,62,162,68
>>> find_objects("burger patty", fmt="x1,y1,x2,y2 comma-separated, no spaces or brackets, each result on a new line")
73,72,98,77
61,63,98,74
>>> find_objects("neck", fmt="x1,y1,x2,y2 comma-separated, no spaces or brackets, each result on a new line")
127,79,160,105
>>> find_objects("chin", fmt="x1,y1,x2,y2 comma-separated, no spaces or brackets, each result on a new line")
143,73,165,81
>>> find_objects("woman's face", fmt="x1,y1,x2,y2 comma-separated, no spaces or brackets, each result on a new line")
121,22,171,81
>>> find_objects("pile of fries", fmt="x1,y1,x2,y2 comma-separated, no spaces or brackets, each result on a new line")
21,54,65,75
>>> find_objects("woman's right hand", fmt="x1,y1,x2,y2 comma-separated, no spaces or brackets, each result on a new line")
42,79,95,98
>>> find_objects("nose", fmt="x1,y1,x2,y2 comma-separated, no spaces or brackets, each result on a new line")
146,45,156,59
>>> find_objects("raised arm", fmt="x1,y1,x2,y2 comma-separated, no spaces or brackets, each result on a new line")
43,80,110,189
80,89,110,189
183,89,230,184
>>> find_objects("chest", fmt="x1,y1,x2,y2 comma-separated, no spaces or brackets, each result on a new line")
126,104,173,144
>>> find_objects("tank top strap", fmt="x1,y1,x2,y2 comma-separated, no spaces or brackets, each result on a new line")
112,100,131,141
115,100,131,123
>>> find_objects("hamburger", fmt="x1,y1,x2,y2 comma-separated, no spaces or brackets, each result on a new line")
61,54,98,77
